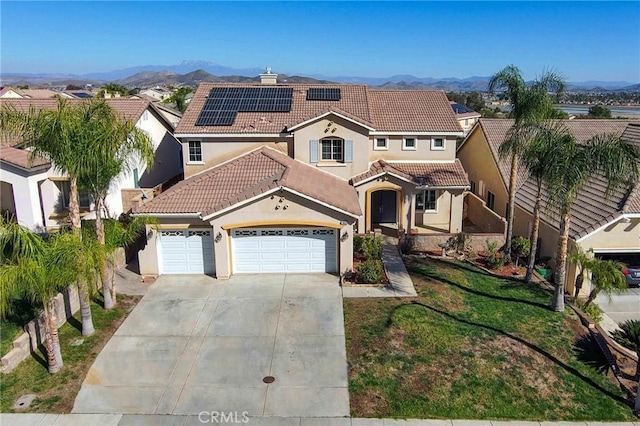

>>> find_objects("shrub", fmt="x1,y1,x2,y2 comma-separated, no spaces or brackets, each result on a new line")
354,235,365,254
511,236,530,267
359,259,384,284
577,301,603,323
611,319,640,356
362,236,383,260
451,232,470,253
485,239,507,269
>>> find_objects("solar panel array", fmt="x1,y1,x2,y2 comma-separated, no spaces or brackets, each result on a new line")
72,92,93,99
451,103,474,114
196,87,294,126
306,88,341,101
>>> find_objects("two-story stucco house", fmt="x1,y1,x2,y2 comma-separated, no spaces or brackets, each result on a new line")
0,98,183,231
134,72,468,278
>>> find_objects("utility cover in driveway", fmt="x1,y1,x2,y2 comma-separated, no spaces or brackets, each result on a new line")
232,228,337,273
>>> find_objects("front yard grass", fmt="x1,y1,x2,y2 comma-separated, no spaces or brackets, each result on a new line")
345,256,635,420
0,295,140,413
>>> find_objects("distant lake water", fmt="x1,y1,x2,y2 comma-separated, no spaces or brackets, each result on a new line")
556,106,640,118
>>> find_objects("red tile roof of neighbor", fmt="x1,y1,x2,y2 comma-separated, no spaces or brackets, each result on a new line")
0,146,50,170
134,146,362,217
175,83,462,134
513,122,640,240
350,159,469,188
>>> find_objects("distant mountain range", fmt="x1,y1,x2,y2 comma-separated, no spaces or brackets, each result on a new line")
1,60,638,92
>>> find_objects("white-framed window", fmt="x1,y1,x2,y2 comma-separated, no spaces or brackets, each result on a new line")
321,138,343,162
56,181,91,209
402,137,417,150
415,189,438,212
487,191,496,211
188,141,202,163
431,137,445,150
374,137,388,150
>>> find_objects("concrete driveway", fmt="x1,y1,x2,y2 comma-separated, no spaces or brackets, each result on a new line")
595,286,640,326
72,274,349,417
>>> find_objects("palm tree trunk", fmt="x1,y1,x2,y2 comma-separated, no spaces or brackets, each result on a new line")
574,268,584,299
583,289,599,309
95,196,115,310
68,176,81,233
634,376,639,415
79,283,95,336
109,254,117,306
551,208,572,312
44,300,63,373
504,153,518,257
525,188,542,282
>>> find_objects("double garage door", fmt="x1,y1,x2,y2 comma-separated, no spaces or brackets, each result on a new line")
159,227,337,275
232,227,337,273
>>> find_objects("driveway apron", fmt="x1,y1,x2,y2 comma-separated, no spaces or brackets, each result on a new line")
72,274,349,417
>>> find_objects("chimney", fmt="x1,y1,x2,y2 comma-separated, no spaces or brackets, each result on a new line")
259,67,278,85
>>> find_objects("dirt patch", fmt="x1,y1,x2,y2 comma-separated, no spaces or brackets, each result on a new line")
350,386,390,417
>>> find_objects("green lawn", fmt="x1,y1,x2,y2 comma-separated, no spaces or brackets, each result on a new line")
345,256,635,420
0,296,140,413
1,297,41,356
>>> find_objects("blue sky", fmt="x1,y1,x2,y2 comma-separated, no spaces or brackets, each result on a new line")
2,1,638,82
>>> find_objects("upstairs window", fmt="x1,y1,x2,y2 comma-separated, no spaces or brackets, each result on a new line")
188,141,202,163
403,137,417,150
431,137,445,150
321,138,343,162
374,137,388,150
470,180,477,194
487,191,496,211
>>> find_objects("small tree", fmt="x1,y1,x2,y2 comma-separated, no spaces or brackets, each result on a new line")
582,258,626,309
567,246,593,299
511,236,530,268
587,105,612,119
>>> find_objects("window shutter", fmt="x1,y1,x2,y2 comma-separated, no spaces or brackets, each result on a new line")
345,140,353,163
309,140,319,163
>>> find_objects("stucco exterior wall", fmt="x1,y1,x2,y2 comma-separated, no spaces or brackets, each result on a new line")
293,115,370,180
457,127,508,217
354,175,415,233
183,137,291,178
465,192,507,234
0,163,50,230
580,219,640,251
369,136,457,163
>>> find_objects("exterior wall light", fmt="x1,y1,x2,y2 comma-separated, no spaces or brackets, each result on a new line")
341,231,349,242
214,232,223,243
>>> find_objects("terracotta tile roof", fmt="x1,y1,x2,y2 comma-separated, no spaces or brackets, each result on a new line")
0,146,50,170
476,118,634,193
515,122,640,240
175,83,462,135
0,98,151,123
134,147,361,217
367,90,462,132
350,159,469,188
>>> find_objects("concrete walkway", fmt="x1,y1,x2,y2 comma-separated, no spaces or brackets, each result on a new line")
3,413,639,425
72,274,349,417
342,237,417,298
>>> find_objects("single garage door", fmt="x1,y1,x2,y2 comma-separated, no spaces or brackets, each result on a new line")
159,229,215,274
232,227,337,273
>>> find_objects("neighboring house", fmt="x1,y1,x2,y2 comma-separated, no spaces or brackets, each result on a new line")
0,87,59,99
458,118,637,296
450,101,481,135
139,87,173,102
60,90,94,99
133,71,467,278
0,98,183,231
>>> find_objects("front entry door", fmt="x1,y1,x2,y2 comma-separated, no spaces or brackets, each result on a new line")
371,190,397,223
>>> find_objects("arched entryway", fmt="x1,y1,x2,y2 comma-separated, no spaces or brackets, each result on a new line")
370,189,398,226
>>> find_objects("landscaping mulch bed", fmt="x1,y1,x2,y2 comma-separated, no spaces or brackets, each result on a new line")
0,295,141,413
343,252,389,286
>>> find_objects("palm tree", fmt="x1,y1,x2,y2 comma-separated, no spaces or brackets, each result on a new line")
520,121,571,282
1,98,111,335
488,65,566,257
566,246,594,299
548,134,640,311
77,100,154,308
0,220,60,372
581,258,626,309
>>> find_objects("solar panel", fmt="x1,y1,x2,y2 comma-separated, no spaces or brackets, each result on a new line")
72,92,92,98
195,86,293,126
306,88,341,101
451,103,474,114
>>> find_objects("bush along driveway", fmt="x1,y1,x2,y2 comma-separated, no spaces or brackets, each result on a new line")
344,256,636,421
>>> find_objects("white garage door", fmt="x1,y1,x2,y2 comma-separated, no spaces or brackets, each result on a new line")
159,229,215,275
232,228,337,273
